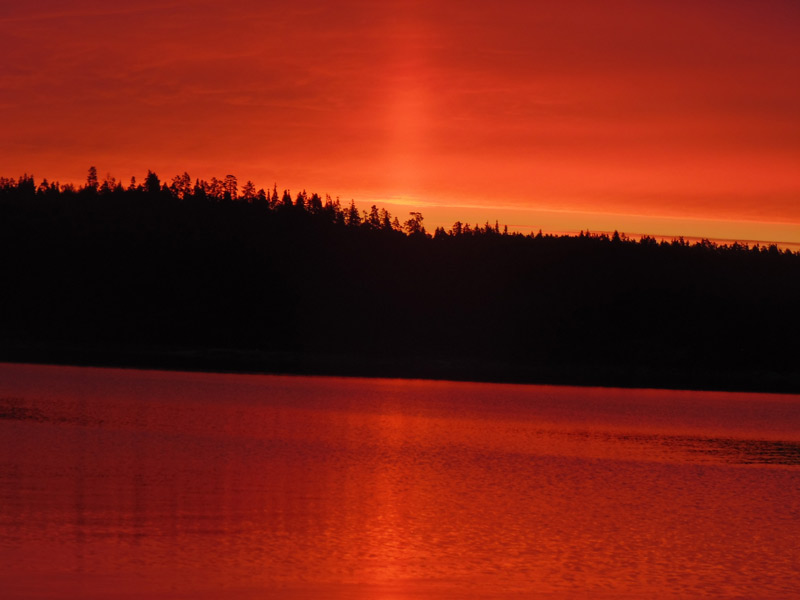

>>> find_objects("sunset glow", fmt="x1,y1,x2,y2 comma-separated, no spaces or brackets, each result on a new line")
1,0,798,244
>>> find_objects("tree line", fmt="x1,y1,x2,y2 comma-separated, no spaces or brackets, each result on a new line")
3,168,796,254
1,168,798,392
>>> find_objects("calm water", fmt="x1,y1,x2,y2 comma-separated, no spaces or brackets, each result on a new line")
1,363,799,599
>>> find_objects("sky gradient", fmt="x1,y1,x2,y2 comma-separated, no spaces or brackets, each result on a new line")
2,0,798,244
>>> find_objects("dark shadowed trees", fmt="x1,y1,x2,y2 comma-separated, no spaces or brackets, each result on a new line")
86,166,98,192
404,212,425,236
144,170,161,195
1,168,799,392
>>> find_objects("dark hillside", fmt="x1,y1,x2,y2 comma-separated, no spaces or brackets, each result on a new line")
1,173,798,392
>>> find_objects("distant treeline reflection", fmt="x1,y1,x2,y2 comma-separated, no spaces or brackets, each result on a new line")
1,169,798,391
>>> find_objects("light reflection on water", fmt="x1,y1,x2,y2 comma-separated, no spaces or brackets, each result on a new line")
1,363,799,599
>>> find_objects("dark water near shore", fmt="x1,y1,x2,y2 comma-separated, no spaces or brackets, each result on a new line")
1,363,799,598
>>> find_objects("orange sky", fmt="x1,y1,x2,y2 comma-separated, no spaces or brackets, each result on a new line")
2,0,798,244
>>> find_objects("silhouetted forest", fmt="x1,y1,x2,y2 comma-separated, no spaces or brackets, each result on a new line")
2,169,799,392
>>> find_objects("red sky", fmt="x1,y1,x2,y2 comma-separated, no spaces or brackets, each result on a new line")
2,0,798,244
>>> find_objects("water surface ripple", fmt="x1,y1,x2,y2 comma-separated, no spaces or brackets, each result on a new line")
1,363,798,599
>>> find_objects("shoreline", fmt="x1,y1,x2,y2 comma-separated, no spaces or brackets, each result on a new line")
2,342,798,395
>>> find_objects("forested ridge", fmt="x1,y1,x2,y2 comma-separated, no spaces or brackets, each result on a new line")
2,169,799,392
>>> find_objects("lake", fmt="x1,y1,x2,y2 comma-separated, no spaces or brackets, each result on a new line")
1,363,798,599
